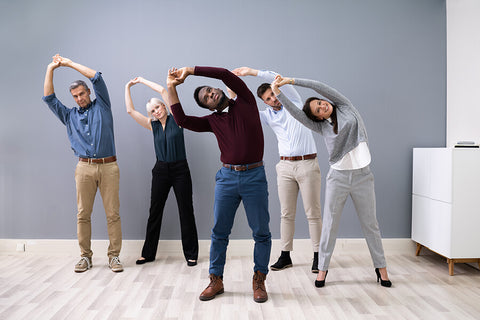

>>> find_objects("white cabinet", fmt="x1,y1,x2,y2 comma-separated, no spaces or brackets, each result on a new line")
412,148,480,275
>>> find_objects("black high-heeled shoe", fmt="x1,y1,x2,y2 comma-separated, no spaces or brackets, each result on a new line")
375,268,392,287
314,270,328,288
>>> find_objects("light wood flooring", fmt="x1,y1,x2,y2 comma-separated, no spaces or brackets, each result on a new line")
1,247,480,320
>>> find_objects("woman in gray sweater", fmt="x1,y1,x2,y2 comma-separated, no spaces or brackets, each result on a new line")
271,75,392,288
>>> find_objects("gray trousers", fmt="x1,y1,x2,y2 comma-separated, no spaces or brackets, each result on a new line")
318,166,386,270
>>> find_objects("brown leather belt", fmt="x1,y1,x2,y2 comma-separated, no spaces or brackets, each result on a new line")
280,153,317,161
79,156,117,164
222,161,264,171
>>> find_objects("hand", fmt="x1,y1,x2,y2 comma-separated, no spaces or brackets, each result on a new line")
174,67,192,83
272,74,293,88
232,67,256,77
47,60,60,70
126,78,139,88
167,68,184,87
52,54,72,67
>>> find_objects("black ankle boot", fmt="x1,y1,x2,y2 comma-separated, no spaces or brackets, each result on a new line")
270,251,292,271
311,252,319,273
375,268,392,287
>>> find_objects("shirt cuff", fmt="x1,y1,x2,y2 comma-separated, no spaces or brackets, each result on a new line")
42,93,56,102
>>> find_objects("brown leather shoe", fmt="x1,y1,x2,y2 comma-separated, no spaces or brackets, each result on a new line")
252,271,268,303
199,274,224,301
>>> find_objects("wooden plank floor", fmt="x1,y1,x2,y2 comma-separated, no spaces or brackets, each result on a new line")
1,249,480,320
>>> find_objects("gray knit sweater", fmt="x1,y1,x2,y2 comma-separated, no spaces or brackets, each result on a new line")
276,79,368,165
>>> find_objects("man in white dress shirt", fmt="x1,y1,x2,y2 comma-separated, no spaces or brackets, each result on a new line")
233,67,322,273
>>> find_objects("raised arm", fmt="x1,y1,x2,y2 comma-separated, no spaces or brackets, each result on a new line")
125,79,152,130
233,67,302,107
194,66,255,104
53,54,96,79
44,58,60,96
232,66,259,77
166,67,189,107
166,68,211,132
292,78,352,107
42,55,70,124
136,76,170,107
272,75,324,134
53,54,110,108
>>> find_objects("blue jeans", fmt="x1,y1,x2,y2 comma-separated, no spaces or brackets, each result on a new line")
209,166,271,276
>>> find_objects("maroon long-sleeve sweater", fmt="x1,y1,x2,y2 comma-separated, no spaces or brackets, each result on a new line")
170,66,264,165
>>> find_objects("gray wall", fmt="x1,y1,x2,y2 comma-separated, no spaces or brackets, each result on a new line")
0,0,446,241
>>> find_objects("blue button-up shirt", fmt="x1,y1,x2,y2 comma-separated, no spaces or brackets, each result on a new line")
42,72,116,158
257,70,317,157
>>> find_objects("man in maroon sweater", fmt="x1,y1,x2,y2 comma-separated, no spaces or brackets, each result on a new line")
167,66,271,303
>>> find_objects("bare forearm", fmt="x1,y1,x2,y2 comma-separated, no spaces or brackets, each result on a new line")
125,84,151,130
68,61,96,79
140,78,169,105
167,84,180,106
44,66,55,96
125,85,136,114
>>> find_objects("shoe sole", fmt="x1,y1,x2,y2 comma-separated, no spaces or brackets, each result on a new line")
312,269,319,274
254,297,268,303
74,265,91,273
74,268,89,273
110,267,124,273
199,288,224,301
270,264,292,271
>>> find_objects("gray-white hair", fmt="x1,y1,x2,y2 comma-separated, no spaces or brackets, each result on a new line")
146,97,168,120
69,80,89,92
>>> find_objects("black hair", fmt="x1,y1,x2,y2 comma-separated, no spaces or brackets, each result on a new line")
256,83,271,99
193,86,209,109
303,97,338,134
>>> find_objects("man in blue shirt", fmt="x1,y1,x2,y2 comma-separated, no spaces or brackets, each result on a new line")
42,54,123,273
233,67,322,273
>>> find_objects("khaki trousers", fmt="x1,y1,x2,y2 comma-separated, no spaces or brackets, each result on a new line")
75,161,122,258
276,158,322,252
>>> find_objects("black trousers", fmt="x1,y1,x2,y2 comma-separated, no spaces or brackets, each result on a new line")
141,160,199,261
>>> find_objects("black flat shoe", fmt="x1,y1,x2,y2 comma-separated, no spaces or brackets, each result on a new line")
187,260,197,267
136,257,154,265
375,268,392,287
314,270,328,288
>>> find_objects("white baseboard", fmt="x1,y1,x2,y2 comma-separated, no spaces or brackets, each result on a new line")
0,238,416,256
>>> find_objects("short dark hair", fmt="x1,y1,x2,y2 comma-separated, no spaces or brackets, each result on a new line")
256,83,271,99
69,80,89,92
193,86,209,109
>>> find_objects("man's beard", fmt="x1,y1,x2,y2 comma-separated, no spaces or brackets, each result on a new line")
216,91,228,110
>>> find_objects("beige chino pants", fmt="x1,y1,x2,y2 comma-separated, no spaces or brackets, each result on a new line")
75,161,122,259
276,158,322,252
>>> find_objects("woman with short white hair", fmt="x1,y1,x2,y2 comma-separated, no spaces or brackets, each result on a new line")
125,77,198,266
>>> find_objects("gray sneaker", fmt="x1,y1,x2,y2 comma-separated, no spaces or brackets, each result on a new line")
109,256,124,272
74,257,92,273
